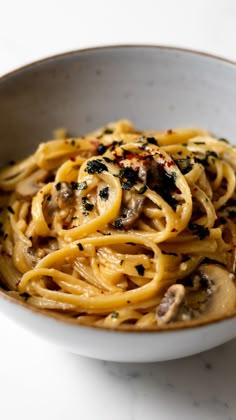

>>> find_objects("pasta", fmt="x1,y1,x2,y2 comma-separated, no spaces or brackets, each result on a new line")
0,119,236,330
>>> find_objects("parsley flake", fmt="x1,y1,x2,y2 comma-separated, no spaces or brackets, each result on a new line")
135,264,145,276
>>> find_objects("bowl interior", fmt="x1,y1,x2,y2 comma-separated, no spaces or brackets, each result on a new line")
1,46,236,165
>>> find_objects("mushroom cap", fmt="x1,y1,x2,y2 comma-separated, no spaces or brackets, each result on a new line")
198,264,236,319
156,284,185,325
16,168,48,198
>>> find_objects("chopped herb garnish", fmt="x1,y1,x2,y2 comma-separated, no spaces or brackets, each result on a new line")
111,311,119,318
7,206,15,214
193,142,205,145
82,211,89,217
137,185,147,194
84,202,94,211
125,242,136,246
120,260,124,265
182,255,190,263
99,186,109,201
71,181,88,190
103,128,113,135
3,233,8,240
188,223,210,240
135,264,145,276
72,216,78,220
85,159,108,174
175,157,193,175
97,144,108,155
77,243,84,251
55,182,61,191
119,167,139,190
19,292,30,300
161,251,178,256
146,137,158,146
114,219,123,229
218,138,229,143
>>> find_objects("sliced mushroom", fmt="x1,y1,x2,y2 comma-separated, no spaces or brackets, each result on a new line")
113,191,145,229
197,264,236,319
156,284,186,325
156,264,236,325
16,168,48,198
57,181,74,209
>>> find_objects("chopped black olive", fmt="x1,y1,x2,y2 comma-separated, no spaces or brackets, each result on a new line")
188,223,210,240
114,219,123,229
71,181,88,190
137,185,147,194
71,139,76,146
147,162,178,208
182,255,190,263
229,210,236,217
218,138,229,143
44,194,52,201
55,182,61,191
99,186,109,201
77,243,84,251
7,206,15,214
111,311,119,318
103,128,113,135
103,157,114,163
146,137,159,146
97,144,108,155
85,159,108,174
135,264,145,276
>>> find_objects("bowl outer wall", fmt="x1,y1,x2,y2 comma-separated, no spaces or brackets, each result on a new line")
0,45,236,361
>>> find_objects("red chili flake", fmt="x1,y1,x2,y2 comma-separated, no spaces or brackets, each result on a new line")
167,129,173,134
1,250,11,257
90,140,99,148
70,156,76,162
64,140,69,144
166,161,175,167
171,228,177,232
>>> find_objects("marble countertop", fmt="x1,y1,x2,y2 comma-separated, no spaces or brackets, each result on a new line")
1,1,236,419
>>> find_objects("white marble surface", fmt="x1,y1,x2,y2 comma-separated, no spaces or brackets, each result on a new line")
1,0,236,419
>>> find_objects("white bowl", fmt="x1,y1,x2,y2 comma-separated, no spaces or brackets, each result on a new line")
1,45,236,362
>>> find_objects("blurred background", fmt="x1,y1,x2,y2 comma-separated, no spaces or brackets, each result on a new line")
1,0,236,76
